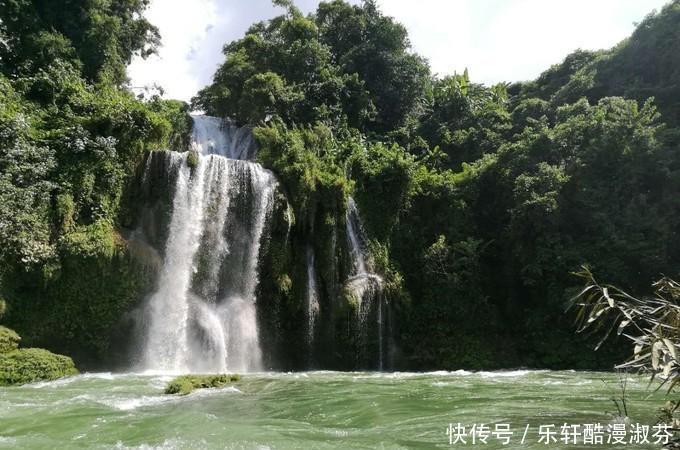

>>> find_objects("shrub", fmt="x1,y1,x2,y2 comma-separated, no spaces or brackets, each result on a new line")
0,347,78,385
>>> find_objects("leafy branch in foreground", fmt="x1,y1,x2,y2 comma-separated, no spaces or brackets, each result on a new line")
572,267,680,432
572,267,680,386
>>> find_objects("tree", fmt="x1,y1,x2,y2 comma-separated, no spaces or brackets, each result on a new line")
0,0,160,85
194,0,428,134
316,0,430,132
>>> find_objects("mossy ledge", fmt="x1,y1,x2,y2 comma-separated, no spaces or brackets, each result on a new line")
164,374,241,395
0,325,78,386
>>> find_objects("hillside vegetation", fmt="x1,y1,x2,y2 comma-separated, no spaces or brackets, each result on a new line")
1,0,679,369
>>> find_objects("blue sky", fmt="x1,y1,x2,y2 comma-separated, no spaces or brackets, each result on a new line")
128,0,669,101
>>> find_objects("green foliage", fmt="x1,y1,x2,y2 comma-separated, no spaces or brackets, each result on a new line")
5,235,155,362
516,1,680,129
315,0,430,132
0,6,189,364
0,326,20,353
0,347,78,386
0,75,56,267
254,120,353,228
186,150,199,169
351,142,413,240
193,0,427,133
571,269,680,429
147,98,193,152
239,72,300,124
417,73,511,168
0,0,160,85
164,374,241,395
0,327,78,385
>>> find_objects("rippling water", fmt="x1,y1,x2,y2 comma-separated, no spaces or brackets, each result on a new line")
0,371,667,449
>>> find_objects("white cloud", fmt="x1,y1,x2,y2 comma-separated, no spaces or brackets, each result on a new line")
127,0,221,101
377,0,667,84
129,0,669,101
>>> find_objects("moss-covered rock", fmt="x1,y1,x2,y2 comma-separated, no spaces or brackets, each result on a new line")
0,347,78,386
164,374,241,395
0,326,20,353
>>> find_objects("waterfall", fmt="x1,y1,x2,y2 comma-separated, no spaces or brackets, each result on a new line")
345,197,382,305
306,245,319,351
344,197,385,369
377,296,384,371
190,116,257,160
140,115,275,373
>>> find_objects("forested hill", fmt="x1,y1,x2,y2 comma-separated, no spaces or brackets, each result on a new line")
193,0,680,369
514,5,680,132
1,0,679,370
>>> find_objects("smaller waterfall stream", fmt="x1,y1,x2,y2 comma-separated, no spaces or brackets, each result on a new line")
306,245,320,350
345,197,385,369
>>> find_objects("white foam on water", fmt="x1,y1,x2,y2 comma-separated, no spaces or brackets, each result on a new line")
113,438,198,450
25,377,78,389
94,384,243,412
479,370,533,378
102,395,178,411
192,386,242,397
30,372,118,387
148,376,176,389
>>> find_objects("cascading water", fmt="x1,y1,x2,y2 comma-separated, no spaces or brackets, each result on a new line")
190,116,257,160
345,197,382,304
140,115,276,373
345,197,385,369
306,245,320,350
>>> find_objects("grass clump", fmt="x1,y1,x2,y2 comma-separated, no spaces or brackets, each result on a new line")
164,374,241,395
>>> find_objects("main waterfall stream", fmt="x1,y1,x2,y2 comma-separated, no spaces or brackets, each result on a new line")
140,115,275,373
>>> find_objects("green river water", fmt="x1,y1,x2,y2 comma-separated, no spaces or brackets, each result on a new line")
0,370,670,449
